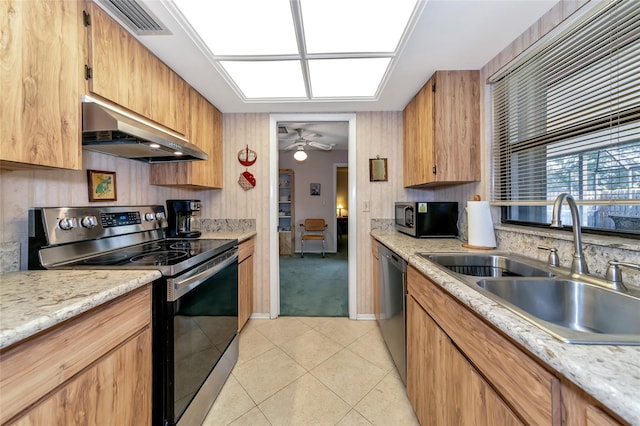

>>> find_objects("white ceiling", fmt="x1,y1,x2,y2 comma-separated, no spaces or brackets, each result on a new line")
110,0,558,114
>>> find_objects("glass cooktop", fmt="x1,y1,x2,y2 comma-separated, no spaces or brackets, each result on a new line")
70,238,237,276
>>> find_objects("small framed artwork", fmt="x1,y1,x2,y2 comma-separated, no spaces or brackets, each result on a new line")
310,183,321,196
87,170,117,202
369,157,388,181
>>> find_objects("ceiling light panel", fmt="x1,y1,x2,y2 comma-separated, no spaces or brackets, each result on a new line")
300,0,419,54
309,58,391,97
220,61,307,98
171,0,421,102
173,0,297,55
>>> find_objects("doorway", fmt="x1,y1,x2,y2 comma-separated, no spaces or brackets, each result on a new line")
269,113,357,319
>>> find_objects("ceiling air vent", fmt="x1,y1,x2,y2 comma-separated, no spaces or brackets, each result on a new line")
278,126,289,134
97,0,171,35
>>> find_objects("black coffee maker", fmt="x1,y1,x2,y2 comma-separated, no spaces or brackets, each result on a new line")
166,200,202,238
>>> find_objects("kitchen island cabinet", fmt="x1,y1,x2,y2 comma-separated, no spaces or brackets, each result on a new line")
1,0,83,170
0,284,152,425
85,1,188,136
149,88,223,189
403,70,480,187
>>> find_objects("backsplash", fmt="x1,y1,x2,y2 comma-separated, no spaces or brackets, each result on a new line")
370,218,640,289
200,218,256,233
370,219,395,232
1,242,20,273
496,225,640,289
0,151,207,271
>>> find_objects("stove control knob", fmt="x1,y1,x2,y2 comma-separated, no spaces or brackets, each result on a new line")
155,212,165,220
144,213,156,221
59,217,75,230
80,215,98,229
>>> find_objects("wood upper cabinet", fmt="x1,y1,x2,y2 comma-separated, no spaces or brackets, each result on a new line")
0,285,152,425
403,70,480,187
85,1,188,135
1,0,83,170
238,237,255,332
149,88,223,189
407,295,522,426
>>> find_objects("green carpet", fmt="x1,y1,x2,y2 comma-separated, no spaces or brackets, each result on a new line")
279,237,348,317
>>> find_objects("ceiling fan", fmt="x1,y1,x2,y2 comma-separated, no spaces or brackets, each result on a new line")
281,128,334,152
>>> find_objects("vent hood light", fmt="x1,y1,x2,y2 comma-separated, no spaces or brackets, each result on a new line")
81,95,208,163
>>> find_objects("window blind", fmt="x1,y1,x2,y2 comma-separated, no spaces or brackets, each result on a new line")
490,0,640,206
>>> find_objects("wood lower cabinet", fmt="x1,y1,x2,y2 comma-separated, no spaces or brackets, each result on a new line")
0,285,152,425
407,295,522,425
407,265,626,426
403,70,480,187
10,329,151,426
372,239,380,322
407,266,560,425
149,88,223,189
1,0,83,170
238,237,255,331
86,1,188,135
561,379,622,426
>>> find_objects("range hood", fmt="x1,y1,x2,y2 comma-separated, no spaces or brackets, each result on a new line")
81,95,208,162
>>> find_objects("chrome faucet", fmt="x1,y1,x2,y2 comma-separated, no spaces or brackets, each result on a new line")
550,193,589,275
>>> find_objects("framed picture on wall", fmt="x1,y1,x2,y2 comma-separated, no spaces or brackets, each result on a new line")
87,170,117,202
310,183,321,196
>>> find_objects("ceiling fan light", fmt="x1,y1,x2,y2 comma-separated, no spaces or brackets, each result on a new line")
294,149,307,161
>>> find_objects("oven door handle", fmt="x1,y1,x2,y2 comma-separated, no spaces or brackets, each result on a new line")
167,249,238,301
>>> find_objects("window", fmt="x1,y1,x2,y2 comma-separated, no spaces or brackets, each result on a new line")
490,0,640,237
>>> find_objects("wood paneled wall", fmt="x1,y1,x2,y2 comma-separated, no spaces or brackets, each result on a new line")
0,151,204,269
1,0,591,315
201,113,272,314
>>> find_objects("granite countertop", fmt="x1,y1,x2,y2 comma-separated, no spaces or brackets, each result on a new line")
0,231,255,351
0,269,161,350
371,230,640,425
200,231,256,243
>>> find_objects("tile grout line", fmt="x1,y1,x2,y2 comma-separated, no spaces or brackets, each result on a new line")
220,317,407,425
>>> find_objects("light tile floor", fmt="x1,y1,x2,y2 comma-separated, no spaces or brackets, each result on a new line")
202,317,419,426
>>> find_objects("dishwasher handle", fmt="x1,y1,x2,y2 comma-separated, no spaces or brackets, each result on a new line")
379,244,407,272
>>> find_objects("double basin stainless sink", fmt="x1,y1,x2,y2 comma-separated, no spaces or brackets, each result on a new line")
419,253,640,345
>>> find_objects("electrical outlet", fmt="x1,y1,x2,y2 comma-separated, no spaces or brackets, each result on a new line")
363,200,370,212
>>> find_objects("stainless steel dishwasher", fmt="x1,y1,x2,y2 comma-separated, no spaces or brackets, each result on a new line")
377,242,407,385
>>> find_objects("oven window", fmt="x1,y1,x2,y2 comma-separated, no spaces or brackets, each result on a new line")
171,261,238,420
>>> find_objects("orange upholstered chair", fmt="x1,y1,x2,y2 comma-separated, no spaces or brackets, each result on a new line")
299,218,328,258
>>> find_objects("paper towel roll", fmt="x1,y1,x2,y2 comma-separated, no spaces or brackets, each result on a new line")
467,201,496,248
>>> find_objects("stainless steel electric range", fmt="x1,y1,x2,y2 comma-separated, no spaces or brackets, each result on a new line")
28,205,239,426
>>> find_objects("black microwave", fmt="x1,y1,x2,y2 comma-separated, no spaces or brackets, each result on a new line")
394,202,458,238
